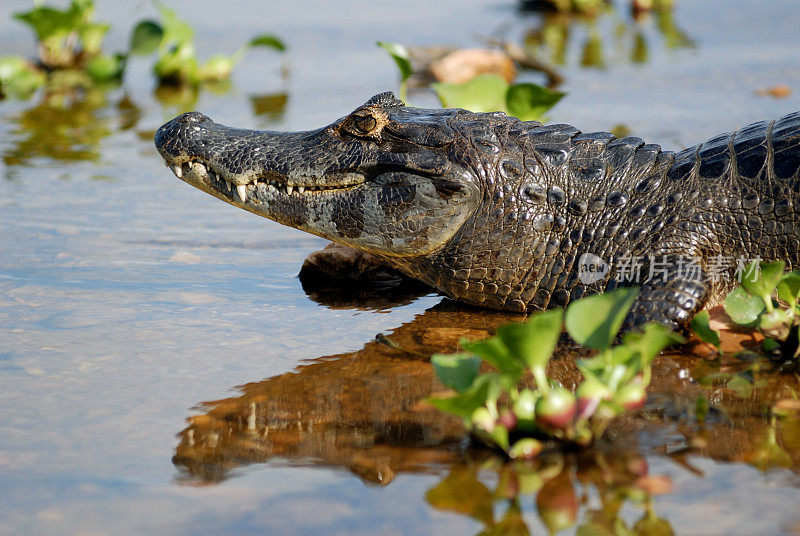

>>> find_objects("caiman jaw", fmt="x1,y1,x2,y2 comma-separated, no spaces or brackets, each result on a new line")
163,157,365,203
155,101,481,258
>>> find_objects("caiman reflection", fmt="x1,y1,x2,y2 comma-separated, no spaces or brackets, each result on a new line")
173,297,529,485
173,275,800,491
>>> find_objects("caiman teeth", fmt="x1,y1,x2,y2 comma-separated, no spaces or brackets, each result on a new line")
171,159,365,199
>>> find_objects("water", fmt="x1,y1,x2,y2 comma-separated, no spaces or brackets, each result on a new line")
2,0,800,534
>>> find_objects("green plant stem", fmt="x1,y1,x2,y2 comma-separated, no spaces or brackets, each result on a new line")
398,79,407,103
532,365,549,395
230,45,247,66
607,365,626,392
641,364,652,387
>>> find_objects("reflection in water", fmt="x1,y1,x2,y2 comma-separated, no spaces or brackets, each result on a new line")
250,92,288,125
297,246,433,311
153,84,200,114
2,83,147,171
173,302,527,485
521,7,694,70
665,354,800,472
1,74,262,173
3,86,115,167
426,451,674,535
116,93,142,132
174,294,800,529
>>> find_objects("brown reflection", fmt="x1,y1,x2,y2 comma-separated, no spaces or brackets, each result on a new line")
116,93,142,132
658,353,800,472
426,450,674,536
174,304,800,490
173,302,527,484
250,92,288,124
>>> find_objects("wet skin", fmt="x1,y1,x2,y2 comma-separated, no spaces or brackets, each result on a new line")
155,92,800,330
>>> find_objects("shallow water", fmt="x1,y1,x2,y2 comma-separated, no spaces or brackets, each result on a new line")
2,0,800,534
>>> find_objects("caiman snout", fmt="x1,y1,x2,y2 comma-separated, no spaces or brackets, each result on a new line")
178,111,209,124
154,111,215,162
155,94,483,260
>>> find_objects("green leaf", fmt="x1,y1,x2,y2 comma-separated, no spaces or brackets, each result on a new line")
249,34,286,52
154,42,197,84
620,323,684,384
724,286,766,326
564,288,640,350
129,20,164,56
777,271,800,308
197,54,235,82
575,356,606,376
85,53,125,81
762,337,780,352
690,310,720,347
487,423,509,450
0,55,31,81
496,308,563,371
461,336,524,382
509,438,544,459
376,41,412,81
505,83,565,121
156,3,194,46
426,377,490,419
741,260,785,300
14,5,80,41
607,343,636,367
432,74,508,113
634,323,685,357
0,56,46,99
78,21,109,55
431,353,481,393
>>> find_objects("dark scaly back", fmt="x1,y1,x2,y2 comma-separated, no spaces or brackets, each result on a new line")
395,111,800,312
666,111,800,272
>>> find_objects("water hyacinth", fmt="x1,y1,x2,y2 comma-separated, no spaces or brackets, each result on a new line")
428,289,683,457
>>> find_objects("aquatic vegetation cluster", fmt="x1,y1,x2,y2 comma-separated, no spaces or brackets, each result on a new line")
428,289,683,458
378,41,565,122
0,0,284,99
426,452,673,535
429,261,800,459
723,261,800,360
526,0,674,16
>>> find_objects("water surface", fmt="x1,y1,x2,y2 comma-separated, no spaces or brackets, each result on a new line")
2,0,800,534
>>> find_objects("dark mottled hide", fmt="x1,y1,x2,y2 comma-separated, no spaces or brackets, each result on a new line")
155,93,800,330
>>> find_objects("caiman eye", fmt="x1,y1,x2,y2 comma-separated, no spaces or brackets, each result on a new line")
353,114,377,133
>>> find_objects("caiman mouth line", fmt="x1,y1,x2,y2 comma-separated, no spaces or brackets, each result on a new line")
164,157,366,202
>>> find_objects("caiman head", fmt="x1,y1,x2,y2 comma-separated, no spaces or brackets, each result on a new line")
154,92,488,258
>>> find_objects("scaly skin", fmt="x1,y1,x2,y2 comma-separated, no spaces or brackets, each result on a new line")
154,92,800,330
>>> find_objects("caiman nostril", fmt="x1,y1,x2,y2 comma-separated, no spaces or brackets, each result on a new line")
179,112,209,124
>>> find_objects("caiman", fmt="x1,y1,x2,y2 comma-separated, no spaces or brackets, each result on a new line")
154,92,800,330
